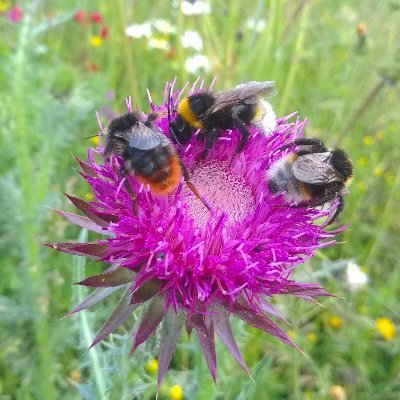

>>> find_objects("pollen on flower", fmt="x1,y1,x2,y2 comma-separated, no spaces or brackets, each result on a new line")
375,317,396,341
185,160,255,227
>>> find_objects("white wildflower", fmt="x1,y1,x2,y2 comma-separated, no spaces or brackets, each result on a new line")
245,18,266,32
181,0,211,15
152,19,176,34
184,54,211,74
125,22,152,38
347,261,368,290
181,30,203,51
148,38,171,51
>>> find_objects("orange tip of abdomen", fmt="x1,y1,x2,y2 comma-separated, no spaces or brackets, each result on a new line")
135,155,182,196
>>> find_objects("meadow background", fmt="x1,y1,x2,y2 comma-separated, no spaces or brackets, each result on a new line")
1,0,399,399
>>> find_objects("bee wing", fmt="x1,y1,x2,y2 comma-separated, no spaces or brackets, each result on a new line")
128,122,162,150
292,153,342,184
207,81,276,114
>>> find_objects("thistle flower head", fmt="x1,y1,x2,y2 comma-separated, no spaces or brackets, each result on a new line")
49,79,346,386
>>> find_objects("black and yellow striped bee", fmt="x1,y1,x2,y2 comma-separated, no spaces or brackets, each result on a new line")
267,138,353,225
170,81,276,158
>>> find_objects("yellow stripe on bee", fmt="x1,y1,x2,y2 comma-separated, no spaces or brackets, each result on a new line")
253,103,264,121
177,98,203,129
344,175,353,187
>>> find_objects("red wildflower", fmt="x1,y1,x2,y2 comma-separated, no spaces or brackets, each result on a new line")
8,5,23,23
100,26,109,39
87,62,99,73
73,9,86,24
90,11,103,24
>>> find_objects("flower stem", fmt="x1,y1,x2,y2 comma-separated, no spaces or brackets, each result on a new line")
74,229,109,400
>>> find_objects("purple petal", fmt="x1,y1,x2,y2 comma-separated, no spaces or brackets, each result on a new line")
157,310,184,390
90,289,139,348
67,286,121,316
214,311,250,376
130,295,166,355
53,209,112,235
76,267,136,287
196,317,217,383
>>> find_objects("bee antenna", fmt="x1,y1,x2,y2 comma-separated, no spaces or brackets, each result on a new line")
84,134,101,139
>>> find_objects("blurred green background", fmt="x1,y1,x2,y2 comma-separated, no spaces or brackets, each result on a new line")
1,0,399,399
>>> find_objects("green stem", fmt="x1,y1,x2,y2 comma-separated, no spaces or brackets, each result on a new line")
74,229,109,400
277,3,310,114
13,5,57,399
116,0,139,105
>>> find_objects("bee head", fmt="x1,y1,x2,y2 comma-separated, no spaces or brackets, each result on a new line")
331,148,353,182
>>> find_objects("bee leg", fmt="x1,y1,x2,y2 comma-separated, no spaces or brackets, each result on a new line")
180,162,212,212
199,128,219,159
324,195,344,226
233,117,250,152
120,166,138,216
276,138,328,154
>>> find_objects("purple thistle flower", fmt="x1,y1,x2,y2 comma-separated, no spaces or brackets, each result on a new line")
48,79,346,386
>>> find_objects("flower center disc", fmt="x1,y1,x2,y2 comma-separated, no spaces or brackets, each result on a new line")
185,160,255,227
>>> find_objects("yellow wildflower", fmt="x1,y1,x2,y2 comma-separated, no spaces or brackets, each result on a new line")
306,332,318,343
287,329,296,340
91,135,99,146
328,315,342,330
375,130,384,140
90,35,103,47
329,385,346,400
373,166,384,177
375,317,396,341
170,385,184,400
357,156,367,166
384,173,394,185
69,369,81,382
362,135,373,146
0,1,10,13
357,182,367,192
145,358,158,374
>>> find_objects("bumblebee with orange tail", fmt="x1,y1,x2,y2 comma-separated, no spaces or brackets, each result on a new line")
170,81,277,158
104,112,211,212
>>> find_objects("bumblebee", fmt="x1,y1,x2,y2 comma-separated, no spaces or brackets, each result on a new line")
104,111,210,213
266,138,353,225
170,81,276,158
